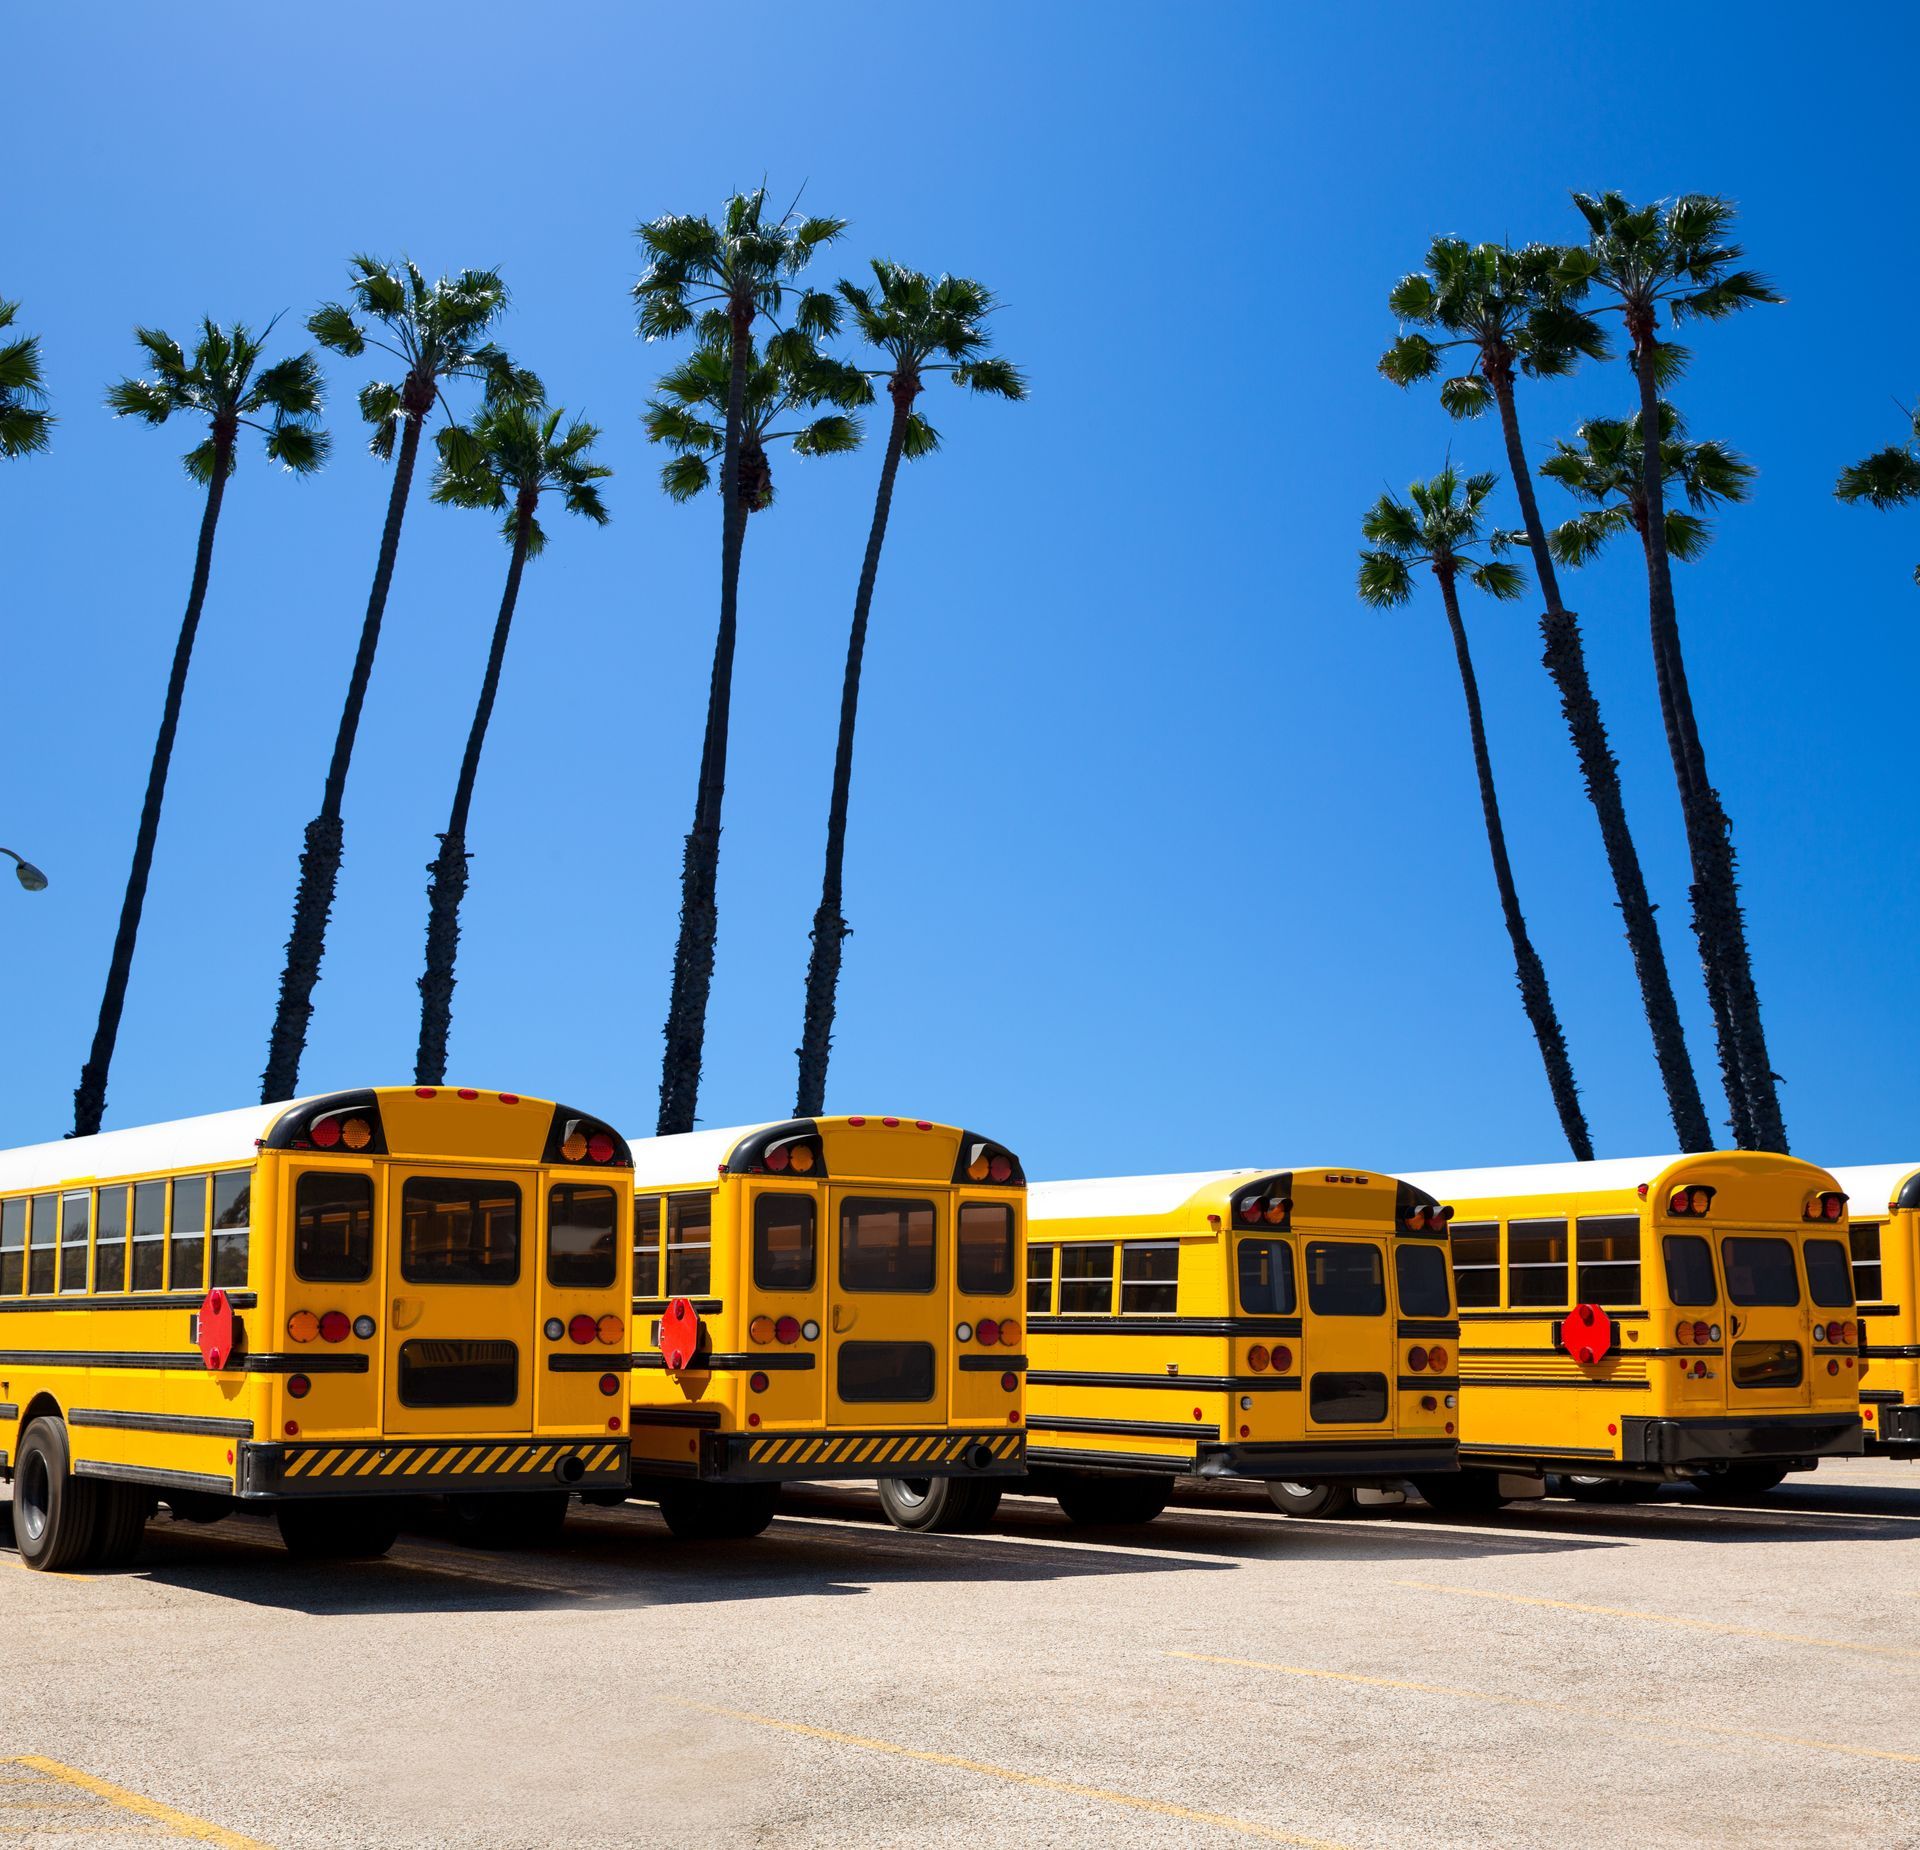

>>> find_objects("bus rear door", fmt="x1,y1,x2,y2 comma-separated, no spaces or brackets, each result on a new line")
1301,1236,1393,1442
827,1188,949,1428
1718,1231,1813,1416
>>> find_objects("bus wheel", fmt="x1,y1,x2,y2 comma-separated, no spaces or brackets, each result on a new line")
87,1485,154,1568
655,1484,779,1541
1265,1481,1356,1519
163,1491,234,1524
276,1499,402,1560
1689,1464,1789,1501
447,1491,570,1549
11,1418,101,1573
1052,1474,1170,1527
1412,1471,1509,1515
1562,1474,1658,1504
876,1476,1004,1533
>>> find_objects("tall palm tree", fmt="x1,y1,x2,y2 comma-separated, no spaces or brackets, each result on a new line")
413,399,611,1085
1381,239,1712,1152
1563,193,1786,1150
633,190,844,1135
0,298,53,457
793,263,1025,1117
1359,467,1593,1161
260,259,533,1103
1836,401,1920,583
75,321,327,1135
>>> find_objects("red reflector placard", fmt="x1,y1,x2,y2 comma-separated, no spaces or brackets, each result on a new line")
1559,1302,1613,1366
659,1297,701,1372
198,1289,235,1370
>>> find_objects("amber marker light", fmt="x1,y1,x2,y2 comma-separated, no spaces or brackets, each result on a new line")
287,1310,319,1344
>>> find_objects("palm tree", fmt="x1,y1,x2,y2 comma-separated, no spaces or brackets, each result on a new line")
1836,401,1920,582
1563,193,1786,1150
633,190,844,1135
0,299,53,457
793,263,1025,1117
413,399,611,1085
260,259,533,1103
1381,239,1712,1152
75,321,327,1135
1359,467,1593,1161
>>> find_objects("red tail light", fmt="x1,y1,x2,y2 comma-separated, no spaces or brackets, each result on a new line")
1691,1320,1711,1346
1407,1347,1428,1372
1828,1359,1841,1375
288,1374,311,1399
598,1373,620,1396
1270,1345,1293,1372
568,1314,596,1345
765,1146,790,1171
1427,1346,1448,1373
976,1319,1001,1346
1000,1372,1017,1391
749,1372,770,1392
774,1316,800,1345
989,1155,1013,1182
318,1311,349,1344
1247,1344,1271,1372
311,1117,341,1148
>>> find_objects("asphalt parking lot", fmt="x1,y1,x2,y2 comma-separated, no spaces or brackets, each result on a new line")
3,1460,1919,1849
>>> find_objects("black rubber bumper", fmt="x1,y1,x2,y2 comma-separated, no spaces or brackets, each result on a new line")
694,1426,1027,1483
1195,1438,1459,1481
1620,1411,1863,1467
238,1435,631,1499
1867,1402,1920,1451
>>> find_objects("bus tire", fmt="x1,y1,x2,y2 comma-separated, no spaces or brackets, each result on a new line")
87,1484,154,1568
11,1418,101,1573
875,1476,1004,1533
163,1491,235,1524
276,1499,402,1560
1052,1474,1170,1527
447,1491,571,1548
655,1483,779,1541
1412,1470,1509,1515
1561,1474,1659,1504
1265,1480,1356,1519
1689,1464,1789,1501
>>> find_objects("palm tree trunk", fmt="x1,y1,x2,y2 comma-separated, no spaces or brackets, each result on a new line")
415,501,534,1087
261,407,425,1102
656,297,753,1135
794,386,913,1116
1488,372,1713,1152
73,434,233,1136
1438,568,1593,1160
1631,345,1787,1151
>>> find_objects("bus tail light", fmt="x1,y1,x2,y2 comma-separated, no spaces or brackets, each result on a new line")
774,1316,801,1345
1270,1345,1293,1372
999,1320,1021,1348
1805,1191,1848,1222
1404,1206,1430,1232
352,1314,375,1339
1708,1323,1722,1343
750,1372,770,1393
1407,1347,1427,1372
1841,1320,1857,1346
1675,1321,1693,1346
1247,1344,1271,1372
1692,1320,1711,1346
1420,1395,1437,1411
976,1319,1001,1346
318,1311,350,1344
749,1316,775,1344
287,1374,311,1399
1668,1185,1715,1217
597,1315,622,1345
1828,1359,1841,1375
1426,1346,1448,1373
568,1314,596,1345
599,1373,620,1396
1001,1372,1017,1391
287,1310,318,1344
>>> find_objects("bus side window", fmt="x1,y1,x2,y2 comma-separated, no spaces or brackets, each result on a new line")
634,1197,662,1297
58,1191,90,1294
211,1171,251,1288
1059,1244,1114,1315
1663,1233,1718,1307
1120,1241,1177,1314
0,1198,25,1295
131,1181,166,1291
1026,1242,1056,1314
1575,1215,1641,1306
170,1176,208,1292
95,1186,129,1294
1506,1218,1568,1308
1850,1221,1883,1303
27,1194,55,1295
1448,1223,1499,1309
667,1193,713,1296
1237,1238,1296,1315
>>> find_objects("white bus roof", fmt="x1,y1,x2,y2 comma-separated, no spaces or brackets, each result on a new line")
1828,1164,1920,1214
0,1100,308,1197
626,1124,778,1190
1398,1155,1679,1202
1031,1171,1269,1223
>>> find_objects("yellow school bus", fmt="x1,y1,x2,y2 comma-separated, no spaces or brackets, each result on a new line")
626,1116,1026,1538
1401,1151,1864,1506
1827,1165,1920,1456
0,1087,632,1571
1019,1167,1461,1523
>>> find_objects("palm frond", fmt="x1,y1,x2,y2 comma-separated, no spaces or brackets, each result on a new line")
902,412,941,459
1836,444,1920,508
1439,374,1494,419
1357,548,1415,607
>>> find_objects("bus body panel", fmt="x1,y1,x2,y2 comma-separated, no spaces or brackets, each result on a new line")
1826,1165,1920,1454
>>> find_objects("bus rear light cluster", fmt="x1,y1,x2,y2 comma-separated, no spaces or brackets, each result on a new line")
288,1309,366,1343
309,1113,374,1151
561,1129,619,1164
1667,1186,1716,1217
1238,1194,1293,1228
749,1316,815,1345
1805,1192,1848,1222
1813,1321,1857,1345
968,1153,1015,1183
546,1315,622,1345
1246,1344,1293,1373
1407,1345,1448,1372
1404,1205,1454,1232
763,1142,816,1174
966,1318,1019,1347
1674,1320,1722,1346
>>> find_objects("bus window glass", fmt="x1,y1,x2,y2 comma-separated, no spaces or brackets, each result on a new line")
296,1173,374,1282
1026,1242,1056,1314
1731,1339,1803,1389
1395,1243,1451,1318
634,1197,662,1297
1576,1215,1641,1306
1849,1221,1883,1303
1448,1222,1499,1309
1310,1372,1389,1423
837,1341,935,1403
401,1177,521,1285
753,1193,816,1291
0,1197,24,1295
666,1194,712,1296
1120,1241,1178,1314
131,1181,166,1291
1059,1243,1115,1315
169,1176,207,1292
211,1171,250,1288
958,1203,1015,1295
549,1185,619,1289
94,1187,128,1293
58,1191,90,1293
1238,1239,1296,1315
1306,1241,1385,1317
27,1194,55,1295
1507,1219,1567,1307
1663,1233,1718,1306
1802,1238,1853,1309
1721,1237,1800,1307
840,1198,936,1293
398,1338,518,1407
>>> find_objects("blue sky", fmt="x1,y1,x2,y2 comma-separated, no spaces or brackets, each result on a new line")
4,3,1915,1179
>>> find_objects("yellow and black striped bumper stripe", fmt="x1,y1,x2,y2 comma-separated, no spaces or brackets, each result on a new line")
742,1431,1023,1469
278,1440,627,1482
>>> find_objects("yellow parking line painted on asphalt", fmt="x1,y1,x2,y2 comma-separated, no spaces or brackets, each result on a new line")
10,1559,93,1580
679,1701,1348,1847
3,1758,273,1847
1168,1652,1920,1766
1392,1581,1920,1661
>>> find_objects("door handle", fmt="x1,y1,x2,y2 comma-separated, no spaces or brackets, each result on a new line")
391,1295,425,1331
831,1304,857,1333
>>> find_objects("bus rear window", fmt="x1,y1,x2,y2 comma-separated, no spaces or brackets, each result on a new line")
1237,1240,1296,1315
295,1173,374,1283
1310,1372,1388,1423
1306,1242,1385,1317
837,1340,935,1403
1663,1234,1717,1306
1803,1239,1853,1309
840,1198,935,1293
1721,1237,1799,1307
1395,1243,1451,1318
401,1177,521,1285
958,1203,1015,1295
753,1193,816,1291
398,1338,519,1406
549,1185,619,1290
1731,1339,1802,1390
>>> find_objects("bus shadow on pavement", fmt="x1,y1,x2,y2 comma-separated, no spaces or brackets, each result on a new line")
1457,1486,1920,1545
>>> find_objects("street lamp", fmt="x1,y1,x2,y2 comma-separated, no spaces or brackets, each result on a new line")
1,847,48,893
